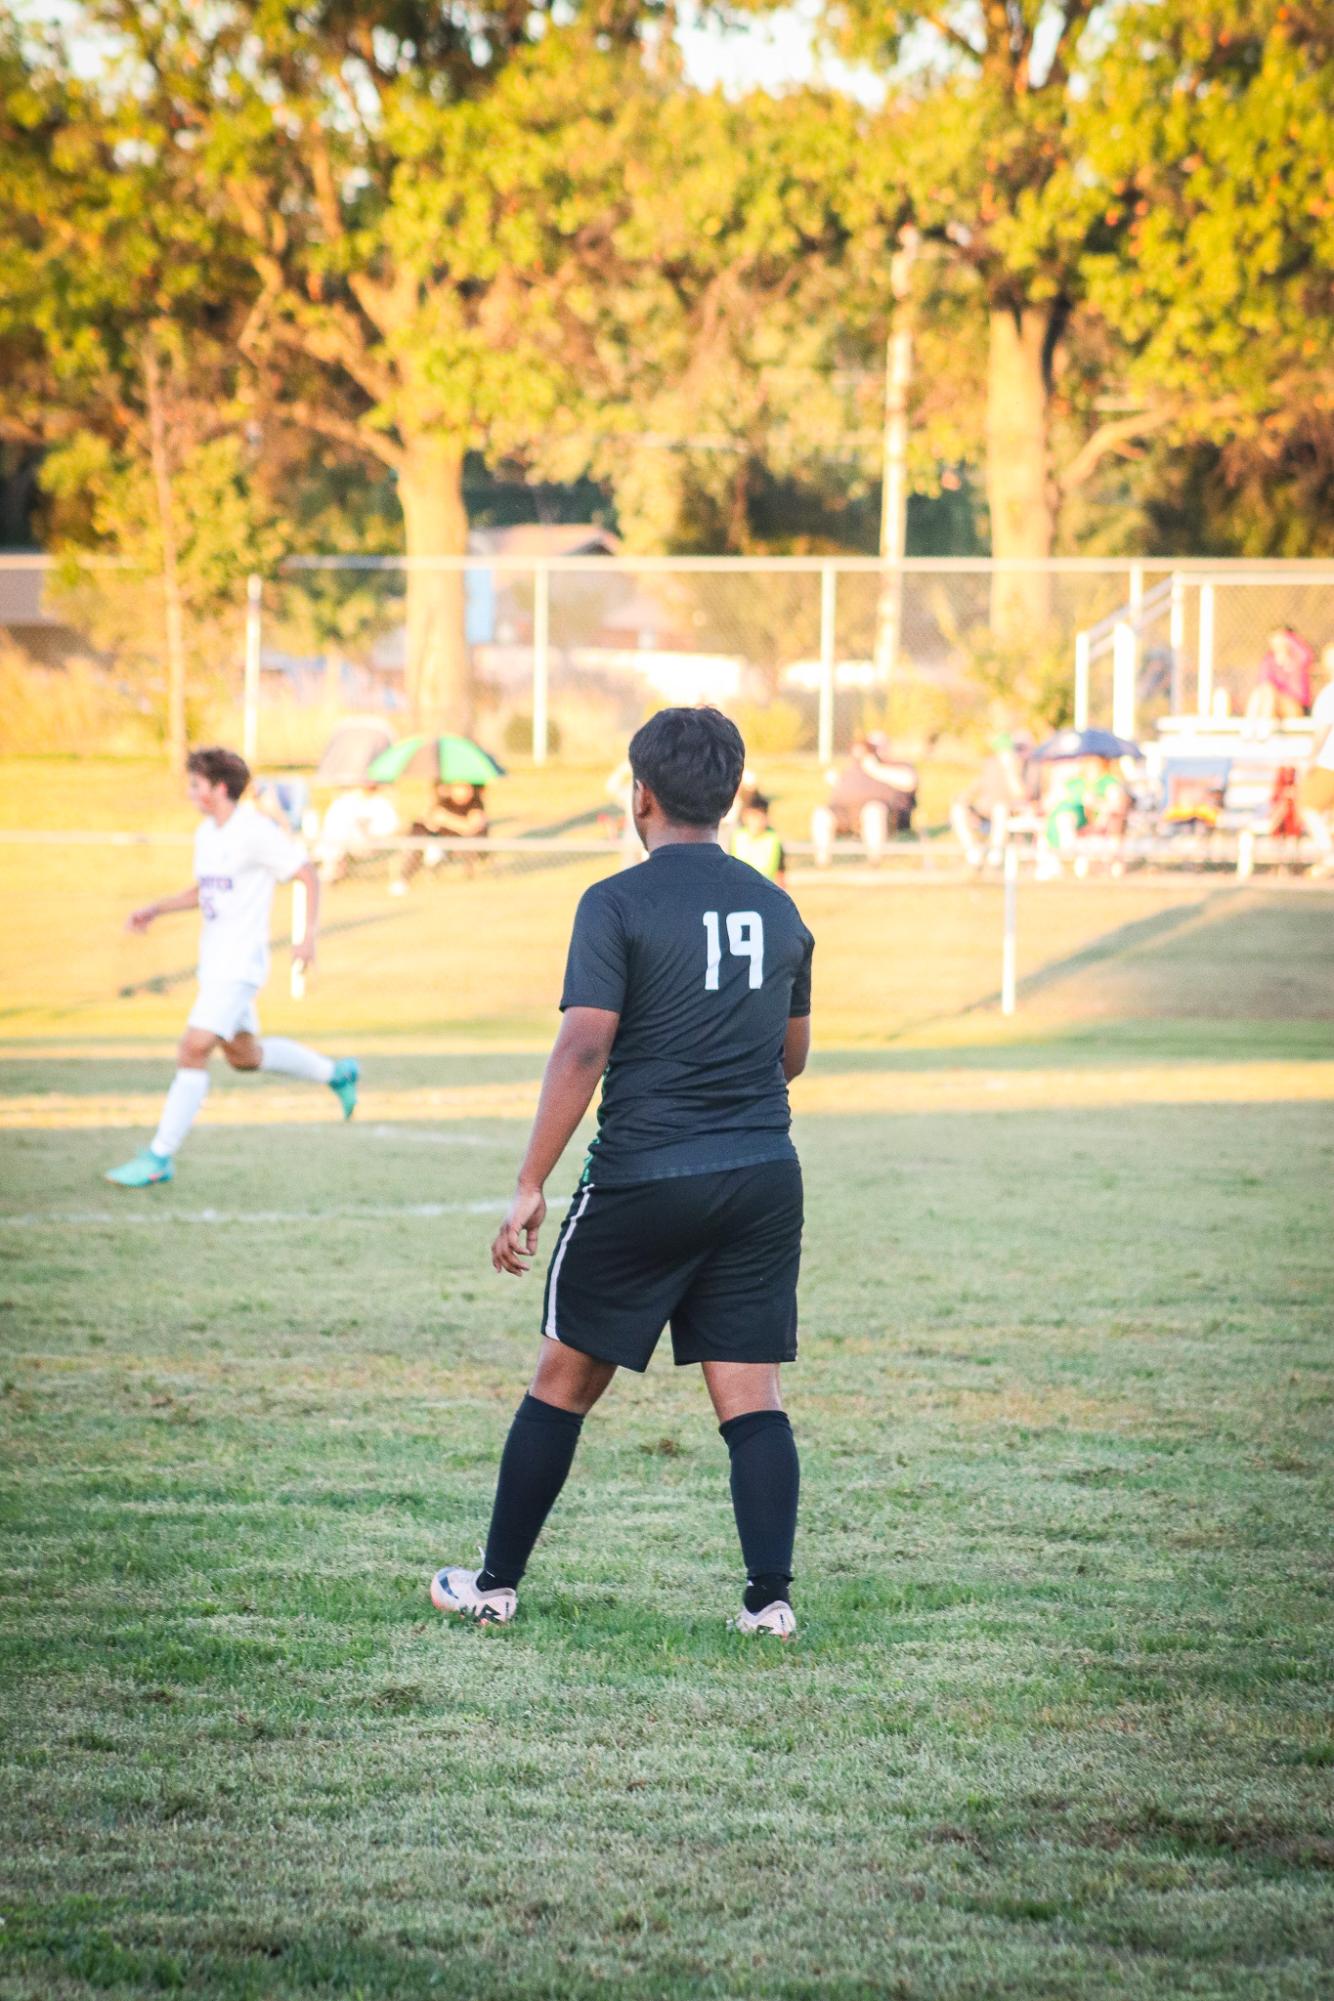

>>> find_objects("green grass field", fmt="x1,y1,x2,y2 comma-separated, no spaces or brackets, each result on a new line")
2,759,1333,1998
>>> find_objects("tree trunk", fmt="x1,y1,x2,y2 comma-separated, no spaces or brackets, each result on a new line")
143,344,188,773
398,437,471,733
985,305,1057,642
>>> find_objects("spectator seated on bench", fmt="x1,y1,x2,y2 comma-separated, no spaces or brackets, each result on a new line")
1158,757,1230,834
315,782,399,883
390,782,489,895
813,734,918,865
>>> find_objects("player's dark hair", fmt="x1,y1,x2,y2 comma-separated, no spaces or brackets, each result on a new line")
186,747,251,800
628,707,745,827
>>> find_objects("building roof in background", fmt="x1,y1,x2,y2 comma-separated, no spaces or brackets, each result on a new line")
0,564,53,627
466,525,620,558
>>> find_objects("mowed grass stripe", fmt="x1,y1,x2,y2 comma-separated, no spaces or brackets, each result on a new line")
4,1056,1334,1131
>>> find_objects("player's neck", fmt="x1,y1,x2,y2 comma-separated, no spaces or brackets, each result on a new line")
643,821,720,853
207,798,240,828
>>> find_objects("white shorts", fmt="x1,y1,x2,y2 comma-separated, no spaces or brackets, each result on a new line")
187,979,262,1041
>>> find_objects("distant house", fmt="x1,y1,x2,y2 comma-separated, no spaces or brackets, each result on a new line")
466,524,620,560
0,560,91,668
368,525,621,670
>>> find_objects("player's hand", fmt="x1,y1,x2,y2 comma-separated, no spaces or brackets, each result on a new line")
292,938,316,971
126,904,157,933
492,1186,546,1276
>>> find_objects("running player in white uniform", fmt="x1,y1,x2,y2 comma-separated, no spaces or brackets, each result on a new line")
105,746,359,1187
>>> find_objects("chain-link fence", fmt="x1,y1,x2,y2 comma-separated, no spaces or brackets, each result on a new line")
4,552,1333,765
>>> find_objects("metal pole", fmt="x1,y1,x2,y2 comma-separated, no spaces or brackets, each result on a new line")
1112,621,1137,741
1073,630,1090,731
1169,572,1185,714
1001,841,1018,1017
532,561,550,766
290,878,307,1000
818,564,836,765
1197,582,1215,719
873,226,918,687
243,574,262,768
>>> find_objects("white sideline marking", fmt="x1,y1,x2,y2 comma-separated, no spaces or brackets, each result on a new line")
0,1200,506,1229
363,1124,505,1146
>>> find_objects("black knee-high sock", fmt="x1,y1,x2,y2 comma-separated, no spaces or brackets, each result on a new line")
478,1393,584,1590
720,1408,799,1612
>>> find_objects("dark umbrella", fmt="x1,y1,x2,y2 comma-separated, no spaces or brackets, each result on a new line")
314,719,396,785
366,734,507,786
1029,727,1142,764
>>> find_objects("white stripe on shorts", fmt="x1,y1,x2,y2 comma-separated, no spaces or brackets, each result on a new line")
543,1183,594,1341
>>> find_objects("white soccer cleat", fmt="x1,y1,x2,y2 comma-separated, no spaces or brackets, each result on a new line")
731,1600,797,1640
430,1566,517,1625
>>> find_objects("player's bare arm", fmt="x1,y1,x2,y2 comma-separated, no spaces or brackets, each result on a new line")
126,885,200,932
491,1006,619,1277
782,1016,810,1081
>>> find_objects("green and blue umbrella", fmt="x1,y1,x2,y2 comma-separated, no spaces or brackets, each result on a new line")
1029,728,1141,764
366,734,506,786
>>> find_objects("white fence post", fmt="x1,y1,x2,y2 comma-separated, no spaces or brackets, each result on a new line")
243,574,262,767
1001,841,1018,1017
532,561,550,765
1128,561,1144,696
1112,621,1137,741
1073,630,1091,731
290,878,307,1000
818,564,837,765
1197,582,1215,719
1169,571,1186,713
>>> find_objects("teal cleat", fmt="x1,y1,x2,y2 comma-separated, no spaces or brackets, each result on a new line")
329,1057,360,1120
105,1148,173,1188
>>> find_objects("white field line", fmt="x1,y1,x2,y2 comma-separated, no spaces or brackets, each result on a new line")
0,1084,540,1129
362,1124,509,1146
0,1200,506,1229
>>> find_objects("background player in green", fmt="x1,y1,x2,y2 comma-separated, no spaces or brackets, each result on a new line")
730,791,787,886
431,708,814,1636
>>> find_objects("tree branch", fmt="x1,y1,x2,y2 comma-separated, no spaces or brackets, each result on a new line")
919,10,986,63
1043,0,1097,87
1060,407,1172,492
0,412,46,448
278,398,404,472
348,266,420,344
307,123,346,245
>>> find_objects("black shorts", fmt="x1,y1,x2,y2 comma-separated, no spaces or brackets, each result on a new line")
540,1159,803,1373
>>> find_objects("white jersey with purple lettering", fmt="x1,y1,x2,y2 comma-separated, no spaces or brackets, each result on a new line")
195,802,306,988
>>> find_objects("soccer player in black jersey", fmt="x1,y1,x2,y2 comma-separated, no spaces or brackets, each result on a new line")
431,707,814,1637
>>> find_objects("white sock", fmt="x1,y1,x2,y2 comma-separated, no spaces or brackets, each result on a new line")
151,1067,210,1158
260,1037,335,1086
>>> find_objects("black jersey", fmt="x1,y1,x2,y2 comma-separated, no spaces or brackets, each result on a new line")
559,841,814,1186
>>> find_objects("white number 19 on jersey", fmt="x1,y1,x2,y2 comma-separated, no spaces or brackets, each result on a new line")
703,910,765,990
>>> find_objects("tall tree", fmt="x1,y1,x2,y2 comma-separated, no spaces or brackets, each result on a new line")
1,14,270,765
1076,0,1334,518
809,1,1334,624
590,84,883,556
73,4,674,732
0,24,55,534
809,0,1115,634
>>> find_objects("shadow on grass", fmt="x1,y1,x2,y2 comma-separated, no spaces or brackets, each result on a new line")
870,886,1334,1050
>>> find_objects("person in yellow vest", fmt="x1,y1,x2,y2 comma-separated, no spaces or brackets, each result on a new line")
731,794,787,887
